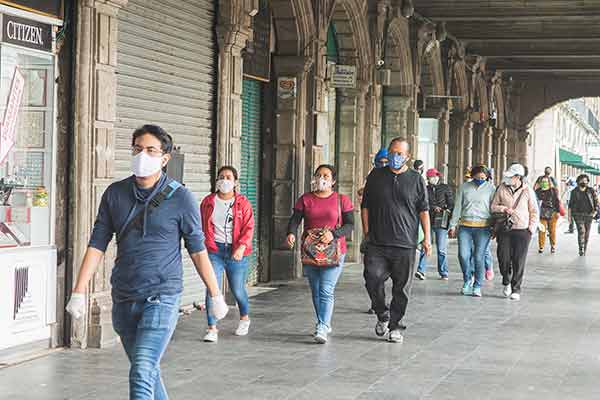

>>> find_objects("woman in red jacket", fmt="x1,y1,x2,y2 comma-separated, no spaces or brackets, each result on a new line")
200,166,254,342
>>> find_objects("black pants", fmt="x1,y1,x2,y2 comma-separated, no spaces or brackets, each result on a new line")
364,245,415,330
496,229,531,293
574,215,593,252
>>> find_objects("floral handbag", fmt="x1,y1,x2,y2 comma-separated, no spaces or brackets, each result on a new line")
300,194,342,267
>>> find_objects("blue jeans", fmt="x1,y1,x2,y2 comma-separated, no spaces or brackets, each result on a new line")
112,293,181,400
303,255,346,332
205,243,250,327
470,241,493,272
457,226,491,289
417,228,449,276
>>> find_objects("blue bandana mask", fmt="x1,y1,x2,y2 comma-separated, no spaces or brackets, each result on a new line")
388,153,407,170
473,178,486,186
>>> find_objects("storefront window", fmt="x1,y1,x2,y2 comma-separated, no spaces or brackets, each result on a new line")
0,45,54,248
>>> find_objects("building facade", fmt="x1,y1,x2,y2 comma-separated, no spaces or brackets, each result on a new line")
528,98,600,189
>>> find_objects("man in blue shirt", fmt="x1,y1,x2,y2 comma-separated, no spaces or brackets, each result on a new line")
66,124,228,400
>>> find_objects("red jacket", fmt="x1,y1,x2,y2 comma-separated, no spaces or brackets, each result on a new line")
200,192,254,256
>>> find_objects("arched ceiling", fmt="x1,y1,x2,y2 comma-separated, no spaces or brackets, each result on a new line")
414,0,600,125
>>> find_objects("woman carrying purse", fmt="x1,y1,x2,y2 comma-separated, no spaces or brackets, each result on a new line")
491,164,539,301
286,165,354,344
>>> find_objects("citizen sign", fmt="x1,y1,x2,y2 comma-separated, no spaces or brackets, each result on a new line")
2,15,52,52
7,20,44,46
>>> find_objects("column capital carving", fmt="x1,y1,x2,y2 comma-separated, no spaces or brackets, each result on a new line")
273,55,312,77
85,0,128,10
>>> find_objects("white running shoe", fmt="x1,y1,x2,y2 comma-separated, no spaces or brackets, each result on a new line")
235,319,251,336
503,284,512,298
388,329,404,343
510,293,521,301
203,330,218,343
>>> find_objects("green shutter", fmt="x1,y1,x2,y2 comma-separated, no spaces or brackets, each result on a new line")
240,79,262,284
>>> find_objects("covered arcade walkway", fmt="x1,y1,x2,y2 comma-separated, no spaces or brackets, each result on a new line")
1,230,599,400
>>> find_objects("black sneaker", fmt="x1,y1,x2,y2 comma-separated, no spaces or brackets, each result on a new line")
415,271,426,280
375,320,389,337
367,308,375,315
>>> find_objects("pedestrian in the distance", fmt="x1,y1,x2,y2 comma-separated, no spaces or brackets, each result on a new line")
569,174,598,256
536,176,560,254
415,168,453,281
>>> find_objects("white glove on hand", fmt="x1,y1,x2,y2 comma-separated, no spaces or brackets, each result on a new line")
66,292,86,320
209,294,229,320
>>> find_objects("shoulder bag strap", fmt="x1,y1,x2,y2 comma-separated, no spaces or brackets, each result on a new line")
117,181,182,243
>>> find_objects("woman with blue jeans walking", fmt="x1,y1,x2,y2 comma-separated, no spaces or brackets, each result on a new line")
200,166,255,342
449,165,496,297
287,165,354,343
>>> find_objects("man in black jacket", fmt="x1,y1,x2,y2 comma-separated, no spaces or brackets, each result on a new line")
415,168,454,280
569,174,598,256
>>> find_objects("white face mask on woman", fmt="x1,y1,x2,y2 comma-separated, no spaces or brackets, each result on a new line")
131,152,163,177
316,177,332,192
216,179,235,194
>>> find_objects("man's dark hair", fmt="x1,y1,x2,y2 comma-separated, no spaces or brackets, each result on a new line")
577,174,590,184
388,137,408,151
314,164,337,181
217,165,239,180
471,165,489,176
131,124,173,154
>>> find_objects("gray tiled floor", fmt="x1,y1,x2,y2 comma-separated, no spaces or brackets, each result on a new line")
2,230,600,399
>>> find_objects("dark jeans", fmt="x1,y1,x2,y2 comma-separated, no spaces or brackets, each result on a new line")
496,230,531,293
364,244,415,331
112,293,181,400
574,215,593,251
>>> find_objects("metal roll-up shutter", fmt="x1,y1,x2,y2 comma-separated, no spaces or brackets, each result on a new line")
115,0,216,306
240,79,262,284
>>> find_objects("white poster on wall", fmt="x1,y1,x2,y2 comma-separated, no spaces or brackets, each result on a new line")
331,65,356,88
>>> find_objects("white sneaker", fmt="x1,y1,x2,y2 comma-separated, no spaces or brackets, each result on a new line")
388,329,404,343
510,293,521,301
203,330,218,343
503,284,512,298
235,319,251,336
314,330,328,344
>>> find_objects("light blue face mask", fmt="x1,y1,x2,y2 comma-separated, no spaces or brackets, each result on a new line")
388,152,407,170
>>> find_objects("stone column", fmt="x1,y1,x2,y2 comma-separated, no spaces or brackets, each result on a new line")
269,56,310,281
382,95,411,146
500,128,508,176
406,108,420,156
337,81,369,263
215,1,253,170
463,120,474,172
484,125,494,167
71,0,127,348
437,109,450,180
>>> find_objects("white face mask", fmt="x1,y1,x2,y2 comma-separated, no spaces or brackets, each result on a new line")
428,177,440,185
216,179,235,194
131,152,164,177
317,177,332,192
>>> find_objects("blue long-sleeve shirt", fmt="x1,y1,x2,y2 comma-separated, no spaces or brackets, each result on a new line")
88,175,206,302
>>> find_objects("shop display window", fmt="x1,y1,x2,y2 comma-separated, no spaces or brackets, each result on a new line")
0,45,54,248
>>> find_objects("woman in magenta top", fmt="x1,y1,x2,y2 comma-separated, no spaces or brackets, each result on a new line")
286,164,354,344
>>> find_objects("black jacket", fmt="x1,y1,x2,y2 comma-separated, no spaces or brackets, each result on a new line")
569,187,598,216
427,183,454,212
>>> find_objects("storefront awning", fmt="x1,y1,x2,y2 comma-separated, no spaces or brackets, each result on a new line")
560,148,588,169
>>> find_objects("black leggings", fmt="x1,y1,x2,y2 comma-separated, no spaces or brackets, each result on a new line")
574,215,593,252
496,229,531,293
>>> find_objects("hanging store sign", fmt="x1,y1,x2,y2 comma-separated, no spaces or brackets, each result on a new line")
0,68,25,165
331,65,356,88
2,14,52,51
0,1,62,18
277,77,296,99
243,2,271,82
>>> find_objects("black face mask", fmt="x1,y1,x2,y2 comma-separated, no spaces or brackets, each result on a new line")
579,182,587,188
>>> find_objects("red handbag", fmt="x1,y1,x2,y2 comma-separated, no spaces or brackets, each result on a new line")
559,203,566,217
300,194,342,267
